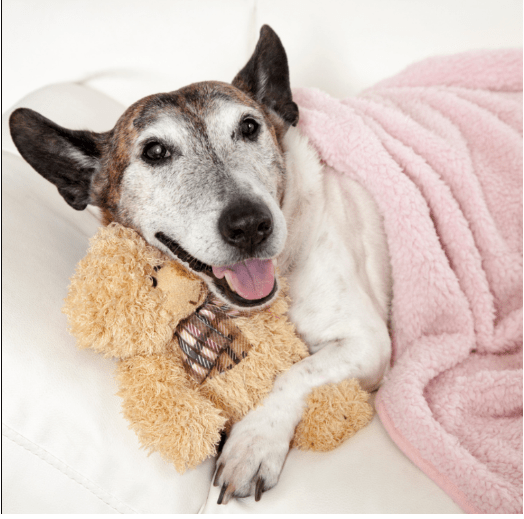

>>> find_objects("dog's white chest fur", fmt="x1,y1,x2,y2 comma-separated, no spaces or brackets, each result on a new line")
279,127,391,360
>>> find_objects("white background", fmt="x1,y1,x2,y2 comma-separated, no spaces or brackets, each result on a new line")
3,0,522,110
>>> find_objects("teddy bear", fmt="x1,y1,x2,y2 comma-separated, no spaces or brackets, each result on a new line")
62,223,373,474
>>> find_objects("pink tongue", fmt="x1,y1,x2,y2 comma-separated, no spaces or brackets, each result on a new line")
212,259,275,300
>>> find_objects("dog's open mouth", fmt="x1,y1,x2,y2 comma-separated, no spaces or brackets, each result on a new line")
155,232,278,307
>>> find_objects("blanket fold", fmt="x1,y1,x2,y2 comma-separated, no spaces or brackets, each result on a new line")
294,49,523,514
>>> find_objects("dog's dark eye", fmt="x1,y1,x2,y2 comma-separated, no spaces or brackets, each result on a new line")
143,142,171,161
240,118,260,140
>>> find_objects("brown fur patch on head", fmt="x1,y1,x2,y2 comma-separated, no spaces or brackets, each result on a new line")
131,81,286,150
91,100,143,225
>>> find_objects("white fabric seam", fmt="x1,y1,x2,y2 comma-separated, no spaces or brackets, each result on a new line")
2,423,138,514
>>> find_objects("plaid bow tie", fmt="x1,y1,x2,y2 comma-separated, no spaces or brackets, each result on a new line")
174,297,253,384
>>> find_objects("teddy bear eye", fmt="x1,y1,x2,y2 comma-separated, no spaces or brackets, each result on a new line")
143,142,171,162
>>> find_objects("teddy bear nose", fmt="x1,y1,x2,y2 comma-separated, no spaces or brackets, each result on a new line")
218,200,273,251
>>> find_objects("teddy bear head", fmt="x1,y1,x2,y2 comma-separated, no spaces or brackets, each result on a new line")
63,223,207,359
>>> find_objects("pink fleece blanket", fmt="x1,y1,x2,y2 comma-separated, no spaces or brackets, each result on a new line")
294,49,523,514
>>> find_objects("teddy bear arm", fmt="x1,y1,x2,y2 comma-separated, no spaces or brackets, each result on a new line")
292,379,374,452
116,354,227,473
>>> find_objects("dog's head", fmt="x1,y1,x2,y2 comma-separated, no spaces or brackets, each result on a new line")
9,25,298,310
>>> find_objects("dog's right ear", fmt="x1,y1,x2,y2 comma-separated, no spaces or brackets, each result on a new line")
233,25,299,127
9,108,107,210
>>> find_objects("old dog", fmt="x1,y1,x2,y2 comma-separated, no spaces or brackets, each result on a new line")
9,25,391,504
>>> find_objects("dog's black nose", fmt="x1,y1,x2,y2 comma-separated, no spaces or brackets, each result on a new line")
218,200,273,251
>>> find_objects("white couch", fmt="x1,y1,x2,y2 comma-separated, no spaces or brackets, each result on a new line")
3,0,522,513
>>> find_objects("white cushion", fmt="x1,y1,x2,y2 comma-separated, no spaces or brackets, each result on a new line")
2,84,215,514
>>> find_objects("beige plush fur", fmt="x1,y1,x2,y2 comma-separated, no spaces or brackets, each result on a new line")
63,223,373,473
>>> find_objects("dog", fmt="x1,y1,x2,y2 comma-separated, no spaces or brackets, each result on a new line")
9,25,392,504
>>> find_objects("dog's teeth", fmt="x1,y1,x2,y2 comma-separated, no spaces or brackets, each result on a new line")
225,273,236,293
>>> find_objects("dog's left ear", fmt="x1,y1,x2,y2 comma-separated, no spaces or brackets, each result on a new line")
9,108,107,210
233,25,299,127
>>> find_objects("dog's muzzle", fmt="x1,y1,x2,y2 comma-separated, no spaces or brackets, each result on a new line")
155,230,278,308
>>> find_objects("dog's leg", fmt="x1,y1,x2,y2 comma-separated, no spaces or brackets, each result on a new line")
213,323,390,503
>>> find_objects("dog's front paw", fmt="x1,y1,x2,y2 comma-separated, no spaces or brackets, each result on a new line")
213,408,291,504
